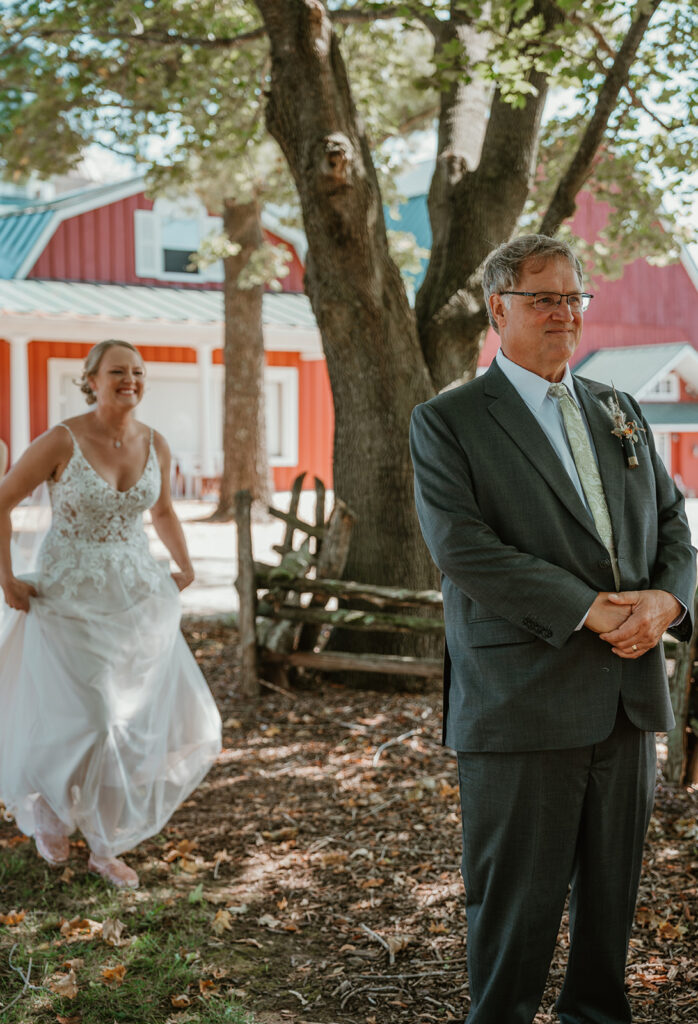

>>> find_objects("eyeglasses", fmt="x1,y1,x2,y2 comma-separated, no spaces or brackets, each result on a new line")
500,291,594,313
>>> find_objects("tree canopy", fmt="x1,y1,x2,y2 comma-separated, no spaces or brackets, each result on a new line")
2,1,696,617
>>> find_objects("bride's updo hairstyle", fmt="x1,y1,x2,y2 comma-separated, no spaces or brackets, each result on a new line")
77,340,142,404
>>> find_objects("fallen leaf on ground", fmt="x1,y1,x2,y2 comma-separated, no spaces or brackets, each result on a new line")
164,838,198,862
211,909,233,935
61,958,84,970
258,913,283,929
386,934,412,955
56,1015,81,1023
198,979,219,999
171,993,192,1008
0,910,25,925
101,964,127,987
48,970,78,999
59,917,102,943
101,918,128,946
60,867,75,883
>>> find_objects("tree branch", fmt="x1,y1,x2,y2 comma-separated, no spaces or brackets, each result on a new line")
16,5,420,53
539,0,663,236
372,103,439,147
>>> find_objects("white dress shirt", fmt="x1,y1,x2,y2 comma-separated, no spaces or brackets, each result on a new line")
495,348,596,512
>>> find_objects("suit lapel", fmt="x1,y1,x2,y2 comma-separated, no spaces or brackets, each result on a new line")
483,363,599,539
574,377,626,539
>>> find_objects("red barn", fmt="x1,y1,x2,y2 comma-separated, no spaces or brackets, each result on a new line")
2,174,698,492
0,177,334,493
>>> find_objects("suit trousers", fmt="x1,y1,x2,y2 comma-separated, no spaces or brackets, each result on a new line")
456,701,656,1024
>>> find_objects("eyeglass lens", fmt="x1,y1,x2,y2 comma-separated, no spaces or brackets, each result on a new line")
534,293,590,312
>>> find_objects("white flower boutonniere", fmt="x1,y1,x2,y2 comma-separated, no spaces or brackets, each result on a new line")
604,385,646,469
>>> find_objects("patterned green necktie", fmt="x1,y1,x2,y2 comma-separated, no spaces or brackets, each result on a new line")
548,382,620,589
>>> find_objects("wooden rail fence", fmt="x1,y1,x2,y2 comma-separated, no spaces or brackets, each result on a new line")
234,479,697,787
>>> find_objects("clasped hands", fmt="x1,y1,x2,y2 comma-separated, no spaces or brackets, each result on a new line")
585,589,681,659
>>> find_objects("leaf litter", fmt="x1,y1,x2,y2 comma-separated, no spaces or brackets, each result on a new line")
0,618,695,1023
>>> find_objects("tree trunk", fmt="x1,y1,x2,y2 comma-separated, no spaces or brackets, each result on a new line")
416,4,559,390
255,0,436,599
210,198,273,521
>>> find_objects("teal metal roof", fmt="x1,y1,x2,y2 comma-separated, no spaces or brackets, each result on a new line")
641,403,698,426
576,343,694,395
0,279,317,329
0,209,54,278
0,176,145,280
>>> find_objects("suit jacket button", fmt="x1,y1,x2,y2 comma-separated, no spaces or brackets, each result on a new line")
598,559,611,569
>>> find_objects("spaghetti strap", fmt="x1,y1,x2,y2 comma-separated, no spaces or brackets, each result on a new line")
57,422,77,446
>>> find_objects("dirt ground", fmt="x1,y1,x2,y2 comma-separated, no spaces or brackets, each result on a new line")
155,619,697,1024
2,618,696,1024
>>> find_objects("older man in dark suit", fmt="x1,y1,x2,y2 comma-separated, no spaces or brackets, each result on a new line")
410,234,696,1024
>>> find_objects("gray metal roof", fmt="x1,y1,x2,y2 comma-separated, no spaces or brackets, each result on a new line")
576,343,695,395
0,278,317,329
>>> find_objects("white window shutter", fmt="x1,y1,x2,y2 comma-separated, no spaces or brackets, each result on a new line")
202,215,224,282
134,210,161,278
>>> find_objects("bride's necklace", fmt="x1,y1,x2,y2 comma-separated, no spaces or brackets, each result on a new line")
96,418,128,449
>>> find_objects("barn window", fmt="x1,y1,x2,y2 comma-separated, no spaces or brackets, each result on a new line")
134,197,223,283
645,372,679,401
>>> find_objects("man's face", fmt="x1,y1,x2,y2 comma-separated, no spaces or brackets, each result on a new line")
489,256,584,382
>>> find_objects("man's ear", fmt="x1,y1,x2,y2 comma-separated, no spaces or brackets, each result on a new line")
489,293,507,331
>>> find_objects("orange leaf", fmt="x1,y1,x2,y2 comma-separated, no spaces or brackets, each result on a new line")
0,910,26,926
59,917,102,943
101,964,126,987
198,979,219,999
170,993,191,1008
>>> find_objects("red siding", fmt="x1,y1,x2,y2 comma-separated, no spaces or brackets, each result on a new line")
27,193,305,294
265,352,334,490
0,340,10,453
675,433,698,494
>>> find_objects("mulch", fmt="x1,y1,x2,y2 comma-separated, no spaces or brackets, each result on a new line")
160,619,698,1024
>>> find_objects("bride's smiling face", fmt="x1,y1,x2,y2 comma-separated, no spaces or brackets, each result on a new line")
89,347,146,409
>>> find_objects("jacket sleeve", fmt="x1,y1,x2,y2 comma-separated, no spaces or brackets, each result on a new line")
410,400,598,649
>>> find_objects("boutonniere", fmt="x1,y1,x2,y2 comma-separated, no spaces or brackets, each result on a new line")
604,385,645,469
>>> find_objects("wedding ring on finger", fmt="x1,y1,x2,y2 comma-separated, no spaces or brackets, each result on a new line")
632,644,638,652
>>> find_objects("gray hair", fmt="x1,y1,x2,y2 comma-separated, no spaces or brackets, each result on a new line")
76,339,142,404
482,234,584,333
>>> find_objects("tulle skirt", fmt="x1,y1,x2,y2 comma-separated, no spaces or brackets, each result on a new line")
0,560,222,858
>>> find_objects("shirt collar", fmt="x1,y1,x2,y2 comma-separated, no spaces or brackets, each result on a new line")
495,348,579,412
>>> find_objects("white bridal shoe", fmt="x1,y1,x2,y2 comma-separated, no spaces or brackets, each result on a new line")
88,854,139,889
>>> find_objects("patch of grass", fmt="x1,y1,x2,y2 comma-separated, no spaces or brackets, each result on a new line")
0,849,255,1024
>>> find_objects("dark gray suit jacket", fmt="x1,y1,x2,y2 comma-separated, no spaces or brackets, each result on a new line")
410,361,696,753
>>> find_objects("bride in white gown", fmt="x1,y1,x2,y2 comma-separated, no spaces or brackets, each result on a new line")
0,340,222,888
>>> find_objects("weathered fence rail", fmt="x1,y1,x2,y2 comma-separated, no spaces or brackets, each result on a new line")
234,478,443,697
234,479,697,787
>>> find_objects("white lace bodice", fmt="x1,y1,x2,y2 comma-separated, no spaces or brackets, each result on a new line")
37,425,165,598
